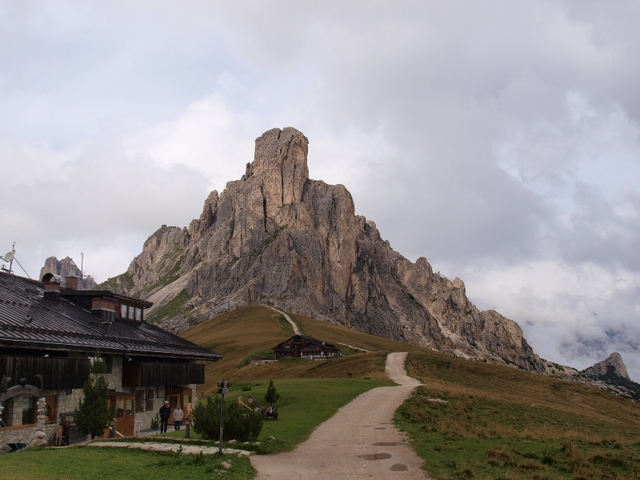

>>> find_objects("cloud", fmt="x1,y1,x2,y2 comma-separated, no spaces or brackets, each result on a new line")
0,135,210,282
2,1,640,379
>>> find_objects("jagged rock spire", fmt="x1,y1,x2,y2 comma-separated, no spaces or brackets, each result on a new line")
106,127,546,373
582,352,630,380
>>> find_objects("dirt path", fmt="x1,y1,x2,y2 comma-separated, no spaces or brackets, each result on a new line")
269,307,301,335
250,352,430,479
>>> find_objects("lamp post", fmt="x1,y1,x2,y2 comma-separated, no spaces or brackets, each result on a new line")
217,379,228,454
109,418,117,438
183,417,192,439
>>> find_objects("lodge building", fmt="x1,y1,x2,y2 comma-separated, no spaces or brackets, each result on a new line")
0,271,220,447
273,334,339,360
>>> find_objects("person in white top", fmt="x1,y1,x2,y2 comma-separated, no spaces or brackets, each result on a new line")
173,404,184,431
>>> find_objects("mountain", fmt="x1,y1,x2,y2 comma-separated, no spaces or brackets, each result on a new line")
102,127,547,373
580,352,640,401
40,256,97,289
582,352,630,380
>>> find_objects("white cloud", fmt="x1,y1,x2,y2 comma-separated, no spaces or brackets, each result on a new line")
2,1,640,379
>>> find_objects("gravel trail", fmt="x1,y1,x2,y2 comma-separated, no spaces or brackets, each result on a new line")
250,352,431,479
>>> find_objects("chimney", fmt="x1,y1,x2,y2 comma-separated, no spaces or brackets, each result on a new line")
43,281,60,302
91,297,116,324
65,275,80,291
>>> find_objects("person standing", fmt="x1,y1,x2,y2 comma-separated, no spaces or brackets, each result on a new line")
159,400,171,433
173,404,184,431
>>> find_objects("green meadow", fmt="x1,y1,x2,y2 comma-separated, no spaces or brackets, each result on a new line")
3,306,640,480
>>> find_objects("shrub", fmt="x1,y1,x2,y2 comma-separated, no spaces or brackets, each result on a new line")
264,380,280,405
193,395,263,442
150,413,160,432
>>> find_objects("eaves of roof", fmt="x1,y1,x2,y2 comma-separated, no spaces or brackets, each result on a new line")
0,273,220,361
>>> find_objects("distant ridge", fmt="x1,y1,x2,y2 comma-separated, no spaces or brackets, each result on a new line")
40,256,97,289
582,352,630,380
103,127,547,373
581,352,640,401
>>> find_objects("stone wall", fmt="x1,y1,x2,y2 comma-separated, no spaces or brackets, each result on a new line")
0,423,60,449
55,388,83,422
103,356,124,392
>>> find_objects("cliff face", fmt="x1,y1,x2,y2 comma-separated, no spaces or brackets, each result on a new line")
582,352,630,380
106,127,545,372
40,256,97,289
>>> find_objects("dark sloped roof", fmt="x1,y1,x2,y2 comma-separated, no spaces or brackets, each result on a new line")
273,334,339,351
0,272,220,361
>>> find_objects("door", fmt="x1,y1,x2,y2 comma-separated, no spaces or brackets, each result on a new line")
166,387,194,425
108,394,135,437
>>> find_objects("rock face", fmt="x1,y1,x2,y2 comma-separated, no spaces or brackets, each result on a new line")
104,127,545,372
40,256,97,289
582,352,630,380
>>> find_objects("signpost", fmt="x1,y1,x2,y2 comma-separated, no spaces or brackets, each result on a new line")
217,379,228,454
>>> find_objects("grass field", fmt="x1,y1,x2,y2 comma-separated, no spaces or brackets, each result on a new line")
4,306,640,479
397,351,640,479
0,447,255,480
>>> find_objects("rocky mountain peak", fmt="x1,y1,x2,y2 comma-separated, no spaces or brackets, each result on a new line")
582,352,630,380
40,256,97,289
244,127,309,192
103,127,547,374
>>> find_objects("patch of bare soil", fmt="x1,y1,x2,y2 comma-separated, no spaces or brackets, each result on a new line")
250,352,431,479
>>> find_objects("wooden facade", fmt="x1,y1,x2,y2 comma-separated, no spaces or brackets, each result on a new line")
0,356,90,391
273,335,340,359
122,362,205,387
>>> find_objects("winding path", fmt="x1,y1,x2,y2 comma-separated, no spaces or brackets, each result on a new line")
269,307,301,335
250,352,430,479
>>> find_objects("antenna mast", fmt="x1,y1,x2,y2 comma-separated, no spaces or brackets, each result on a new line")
0,243,31,278
1,242,15,274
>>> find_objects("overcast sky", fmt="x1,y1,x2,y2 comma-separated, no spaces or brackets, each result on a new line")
2,1,639,379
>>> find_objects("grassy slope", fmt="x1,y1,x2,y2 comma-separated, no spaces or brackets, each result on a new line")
182,306,640,479
179,305,418,392
399,351,640,479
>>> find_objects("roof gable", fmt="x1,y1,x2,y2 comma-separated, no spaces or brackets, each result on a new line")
0,273,220,361
273,334,339,351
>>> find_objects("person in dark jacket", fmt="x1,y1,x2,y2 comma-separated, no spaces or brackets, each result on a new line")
159,400,171,433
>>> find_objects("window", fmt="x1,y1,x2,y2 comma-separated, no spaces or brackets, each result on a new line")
1,398,13,427
120,304,127,318
22,397,37,425
135,390,145,413
116,400,124,418
135,307,142,321
146,389,155,411
105,356,113,374
44,395,58,423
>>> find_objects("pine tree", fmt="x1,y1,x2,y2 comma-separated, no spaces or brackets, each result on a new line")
264,379,280,405
193,395,263,441
75,375,114,439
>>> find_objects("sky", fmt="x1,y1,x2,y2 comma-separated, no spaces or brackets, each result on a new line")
1,1,639,379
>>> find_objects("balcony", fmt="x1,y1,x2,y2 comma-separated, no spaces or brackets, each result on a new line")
122,362,205,387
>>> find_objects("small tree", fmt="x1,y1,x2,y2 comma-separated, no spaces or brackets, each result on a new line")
264,380,280,405
193,395,262,442
75,375,114,439
90,351,107,374
150,413,160,433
